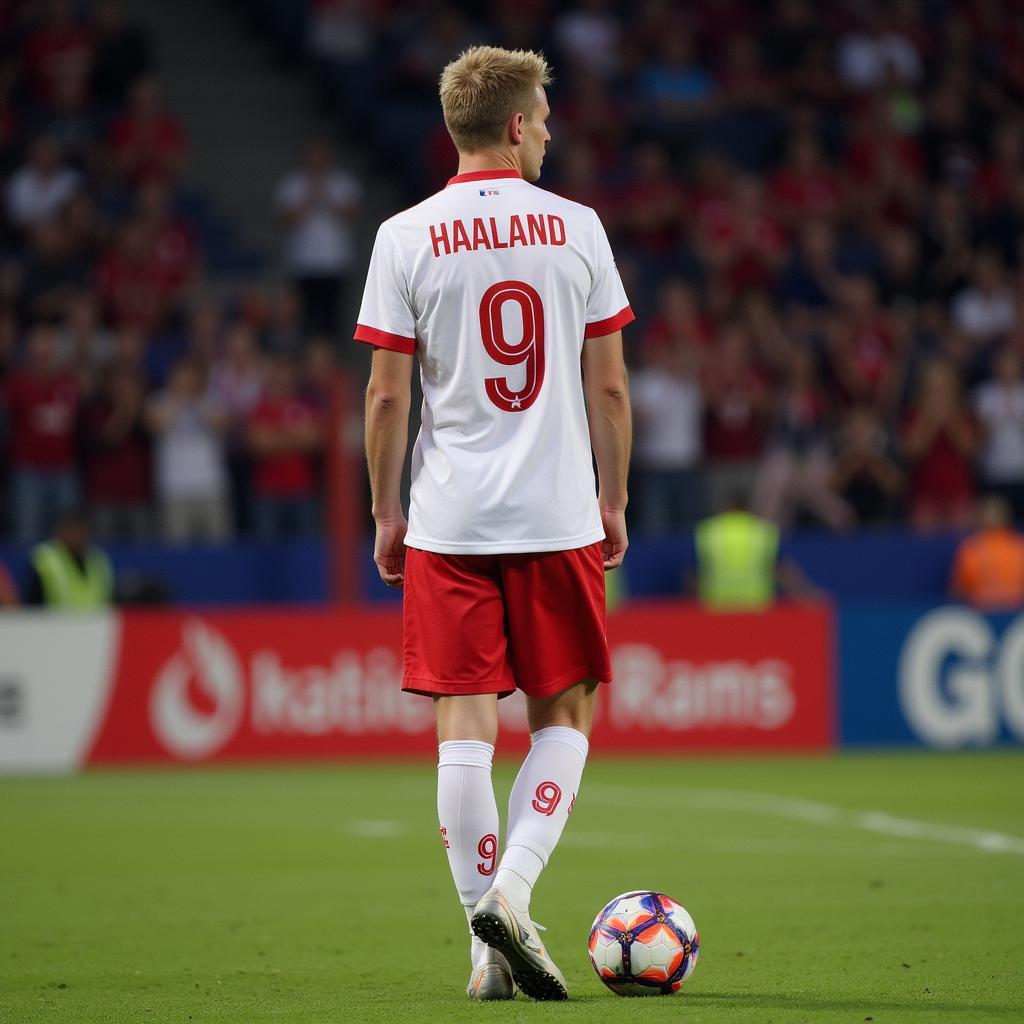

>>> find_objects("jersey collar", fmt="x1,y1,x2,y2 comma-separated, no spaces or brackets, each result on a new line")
446,169,523,186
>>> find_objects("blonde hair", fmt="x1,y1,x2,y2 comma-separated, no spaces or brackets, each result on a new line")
439,46,551,153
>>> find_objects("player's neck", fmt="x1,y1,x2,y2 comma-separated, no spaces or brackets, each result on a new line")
455,149,522,178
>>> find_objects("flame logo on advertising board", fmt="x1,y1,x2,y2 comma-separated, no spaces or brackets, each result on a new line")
150,620,244,759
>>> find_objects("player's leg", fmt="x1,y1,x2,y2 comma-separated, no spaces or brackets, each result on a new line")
435,694,510,995
471,543,611,1000
403,547,516,998
493,679,597,912
471,680,599,1001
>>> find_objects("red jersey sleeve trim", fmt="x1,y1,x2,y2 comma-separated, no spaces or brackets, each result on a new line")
354,324,416,354
584,305,635,339
446,169,523,186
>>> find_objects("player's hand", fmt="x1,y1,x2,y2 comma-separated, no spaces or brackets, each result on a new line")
374,516,408,589
599,507,628,571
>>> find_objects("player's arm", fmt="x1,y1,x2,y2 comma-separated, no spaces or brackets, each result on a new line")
365,347,413,588
582,330,631,570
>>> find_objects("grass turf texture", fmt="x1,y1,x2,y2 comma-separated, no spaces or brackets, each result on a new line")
2,753,1022,1024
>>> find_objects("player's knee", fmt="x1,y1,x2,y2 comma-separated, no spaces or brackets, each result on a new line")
527,679,598,736
434,694,500,744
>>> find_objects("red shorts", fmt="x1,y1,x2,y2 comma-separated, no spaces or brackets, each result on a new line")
402,542,612,699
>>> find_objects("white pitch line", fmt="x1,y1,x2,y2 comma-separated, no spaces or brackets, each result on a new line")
585,785,1024,857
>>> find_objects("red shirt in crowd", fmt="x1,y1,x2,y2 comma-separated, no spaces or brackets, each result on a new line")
96,245,168,329
702,370,769,462
2,370,80,470
82,401,151,504
248,397,320,497
150,220,198,294
21,23,93,105
108,114,186,182
903,410,978,510
831,317,895,407
643,312,716,355
769,167,844,222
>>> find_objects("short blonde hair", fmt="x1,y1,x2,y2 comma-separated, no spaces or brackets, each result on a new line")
439,46,551,153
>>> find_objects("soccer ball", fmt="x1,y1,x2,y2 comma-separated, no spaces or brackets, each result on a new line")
588,891,700,996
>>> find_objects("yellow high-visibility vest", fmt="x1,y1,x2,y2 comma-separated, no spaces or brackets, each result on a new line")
695,511,778,610
31,541,113,611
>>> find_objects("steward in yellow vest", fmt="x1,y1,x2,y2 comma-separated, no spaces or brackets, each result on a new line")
695,506,779,611
27,509,113,611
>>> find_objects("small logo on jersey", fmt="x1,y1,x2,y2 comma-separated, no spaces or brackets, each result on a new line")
479,188,500,197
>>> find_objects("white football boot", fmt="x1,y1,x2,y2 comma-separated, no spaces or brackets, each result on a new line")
471,887,568,1001
466,952,516,1001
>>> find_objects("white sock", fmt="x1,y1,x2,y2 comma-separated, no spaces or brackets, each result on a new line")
437,740,500,968
494,726,589,912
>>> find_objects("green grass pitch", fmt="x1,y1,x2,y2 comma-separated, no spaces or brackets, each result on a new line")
2,752,1023,1023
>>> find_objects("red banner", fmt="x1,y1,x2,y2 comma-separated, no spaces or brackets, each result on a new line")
85,602,833,764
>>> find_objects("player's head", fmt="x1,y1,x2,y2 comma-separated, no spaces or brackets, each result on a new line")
53,506,91,555
439,46,552,182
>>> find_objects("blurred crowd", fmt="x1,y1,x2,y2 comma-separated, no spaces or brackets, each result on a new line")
6,0,1024,546
301,0,1024,533
0,0,356,544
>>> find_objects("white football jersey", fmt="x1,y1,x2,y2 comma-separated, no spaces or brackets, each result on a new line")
355,169,633,554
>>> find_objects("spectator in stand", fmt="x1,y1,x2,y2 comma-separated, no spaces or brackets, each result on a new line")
616,142,685,259
301,336,338,412
951,249,1017,345
919,184,975,300
950,495,1024,611
145,357,230,544
275,139,361,334
875,225,933,319
108,76,186,184
837,7,922,92
96,217,169,331
81,364,150,540
974,344,1024,520
135,177,201,313
19,0,95,109
34,74,101,172
702,322,771,514
62,190,102,264
754,346,852,530
19,218,91,324
827,275,904,412
769,131,845,229
210,322,265,532
642,277,715,355
631,338,703,532
637,29,718,128
262,286,305,358
831,405,905,526
90,0,153,109
247,355,324,539
5,135,80,232
902,358,978,531
1,323,80,542
180,299,223,371
554,0,621,79
55,292,114,383
210,323,265,428
778,219,842,314
699,175,787,296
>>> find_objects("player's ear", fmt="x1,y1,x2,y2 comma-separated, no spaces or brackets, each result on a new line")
509,112,524,145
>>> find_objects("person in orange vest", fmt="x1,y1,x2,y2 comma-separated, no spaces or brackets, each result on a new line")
949,495,1024,611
